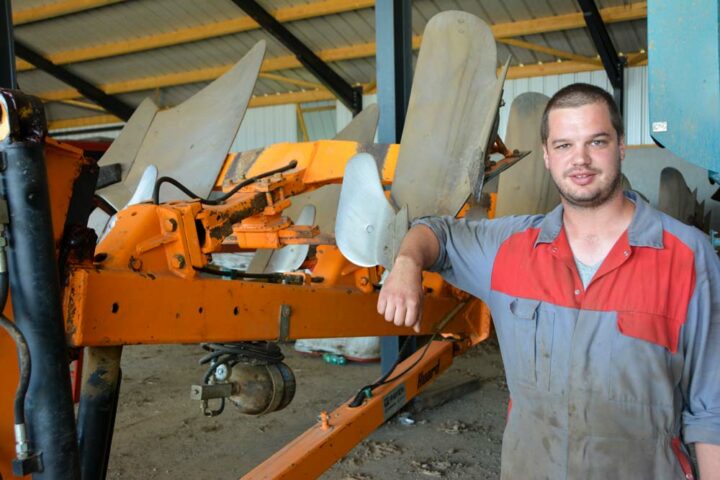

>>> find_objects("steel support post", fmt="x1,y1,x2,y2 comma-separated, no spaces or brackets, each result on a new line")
375,0,412,145
375,0,414,374
14,41,135,121
0,90,81,479
77,346,123,480
577,0,625,113
233,0,362,115
0,0,16,89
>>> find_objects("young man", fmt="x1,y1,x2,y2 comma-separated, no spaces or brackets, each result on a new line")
378,83,720,479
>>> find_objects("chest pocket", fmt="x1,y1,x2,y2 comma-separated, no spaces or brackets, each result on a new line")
509,298,555,391
610,311,678,407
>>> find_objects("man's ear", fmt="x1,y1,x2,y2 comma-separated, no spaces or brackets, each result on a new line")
619,136,626,162
543,145,550,169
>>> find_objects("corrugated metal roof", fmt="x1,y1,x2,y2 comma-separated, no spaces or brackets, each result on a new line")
8,0,648,128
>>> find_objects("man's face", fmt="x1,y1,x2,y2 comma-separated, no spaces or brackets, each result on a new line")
543,101,625,208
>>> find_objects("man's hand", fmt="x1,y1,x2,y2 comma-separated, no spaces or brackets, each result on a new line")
377,255,425,333
376,224,441,332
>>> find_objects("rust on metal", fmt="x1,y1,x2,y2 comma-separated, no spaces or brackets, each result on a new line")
63,267,486,346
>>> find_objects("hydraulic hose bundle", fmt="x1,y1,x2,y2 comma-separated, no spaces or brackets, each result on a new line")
0,209,38,475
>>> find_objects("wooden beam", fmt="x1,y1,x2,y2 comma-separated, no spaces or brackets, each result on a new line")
296,104,309,141
16,0,375,71
39,41,385,101
497,38,600,65
49,114,121,130
13,0,125,25
51,99,107,112
250,89,336,107
16,1,646,71
492,2,646,38
505,59,601,79
626,50,647,66
300,104,336,113
259,73,323,89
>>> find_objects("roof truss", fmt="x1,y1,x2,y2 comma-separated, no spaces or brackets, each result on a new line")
36,3,647,103
15,1,646,71
14,1,648,127
232,0,361,114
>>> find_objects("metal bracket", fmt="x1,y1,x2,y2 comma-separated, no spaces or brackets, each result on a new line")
189,383,233,401
278,304,291,342
190,383,234,417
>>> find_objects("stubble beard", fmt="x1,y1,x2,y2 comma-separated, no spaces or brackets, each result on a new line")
553,163,623,209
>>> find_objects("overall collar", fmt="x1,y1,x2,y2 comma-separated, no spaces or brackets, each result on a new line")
534,190,664,249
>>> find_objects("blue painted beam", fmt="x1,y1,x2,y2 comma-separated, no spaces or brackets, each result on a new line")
375,0,414,374
648,0,720,172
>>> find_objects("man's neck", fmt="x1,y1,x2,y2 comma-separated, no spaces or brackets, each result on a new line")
562,190,635,265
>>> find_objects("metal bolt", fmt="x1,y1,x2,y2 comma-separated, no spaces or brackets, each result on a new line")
320,411,330,431
359,277,369,286
172,254,186,269
215,364,229,381
129,256,142,271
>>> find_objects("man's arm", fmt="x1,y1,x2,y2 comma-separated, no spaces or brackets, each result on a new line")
696,443,720,479
680,237,720,478
377,224,439,332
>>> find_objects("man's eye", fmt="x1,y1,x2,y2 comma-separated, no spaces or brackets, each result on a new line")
555,144,570,150
591,139,607,146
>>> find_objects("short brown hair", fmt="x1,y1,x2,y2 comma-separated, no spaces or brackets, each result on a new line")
540,83,624,144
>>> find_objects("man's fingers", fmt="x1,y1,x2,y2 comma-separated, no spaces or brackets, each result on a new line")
377,295,387,315
405,302,418,328
393,304,406,327
383,302,395,322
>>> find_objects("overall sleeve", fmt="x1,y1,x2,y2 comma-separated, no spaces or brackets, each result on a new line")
681,238,720,445
412,215,538,302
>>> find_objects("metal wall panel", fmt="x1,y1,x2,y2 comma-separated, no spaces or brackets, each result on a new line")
498,65,652,146
230,103,297,152
336,93,377,140
301,101,336,140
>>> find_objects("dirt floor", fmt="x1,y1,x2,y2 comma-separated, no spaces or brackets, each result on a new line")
107,337,507,479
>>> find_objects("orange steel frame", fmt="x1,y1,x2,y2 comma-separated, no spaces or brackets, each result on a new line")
1,138,495,479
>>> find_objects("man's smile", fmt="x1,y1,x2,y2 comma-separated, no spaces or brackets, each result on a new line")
566,169,599,186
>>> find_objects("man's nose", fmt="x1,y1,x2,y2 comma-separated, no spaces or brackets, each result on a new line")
570,145,591,166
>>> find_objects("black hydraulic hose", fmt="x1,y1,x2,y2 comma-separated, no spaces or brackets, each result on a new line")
0,311,31,425
208,160,298,205
348,302,467,408
0,247,30,426
0,263,8,311
151,176,202,204
194,265,303,284
152,160,298,205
